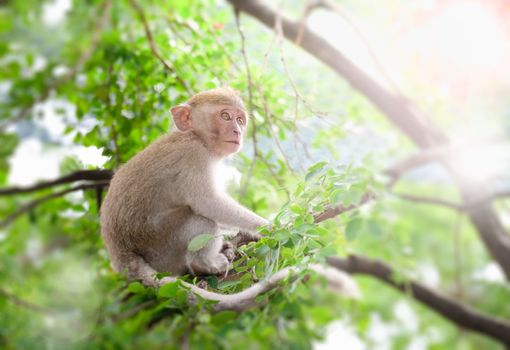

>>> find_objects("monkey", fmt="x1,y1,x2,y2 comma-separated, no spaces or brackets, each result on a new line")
100,87,359,307
100,87,268,287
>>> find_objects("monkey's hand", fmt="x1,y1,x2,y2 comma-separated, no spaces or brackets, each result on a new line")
230,230,262,248
221,241,236,262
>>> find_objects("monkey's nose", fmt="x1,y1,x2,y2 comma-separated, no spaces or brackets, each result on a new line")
233,129,240,135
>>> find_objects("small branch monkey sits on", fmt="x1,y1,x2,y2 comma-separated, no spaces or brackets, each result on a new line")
101,87,268,287
101,87,358,308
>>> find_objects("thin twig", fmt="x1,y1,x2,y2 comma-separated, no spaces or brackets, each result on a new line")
0,181,110,228
234,9,262,199
234,8,258,161
259,156,290,198
253,98,296,173
0,288,55,314
0,170,113,196
314,192,374,223
234,10,255,117
386,142,510,187
274,12,328,118
453,213,464,299
393,191,510,212
393,192,463,211
128,0,191,94
106,62,122,167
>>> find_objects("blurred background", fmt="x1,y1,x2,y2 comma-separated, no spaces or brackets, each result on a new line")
0,0,509,349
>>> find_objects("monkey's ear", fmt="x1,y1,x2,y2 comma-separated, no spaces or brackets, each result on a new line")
170,104,193,131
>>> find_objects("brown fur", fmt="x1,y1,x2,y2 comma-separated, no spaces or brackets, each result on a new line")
187,87,245,110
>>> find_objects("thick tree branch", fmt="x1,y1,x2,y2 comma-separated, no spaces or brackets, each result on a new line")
227,0,447,148
327,255,510,346
227,0,510,280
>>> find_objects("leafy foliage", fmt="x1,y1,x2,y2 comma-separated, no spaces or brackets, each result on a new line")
0,1,509,350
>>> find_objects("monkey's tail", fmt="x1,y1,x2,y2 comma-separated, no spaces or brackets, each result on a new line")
116,252,168,288
158,264,359,312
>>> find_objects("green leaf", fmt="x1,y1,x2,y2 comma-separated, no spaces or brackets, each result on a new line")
273,229,289,243
295,223,317,234
329,189,344,205
217,280,241,290
205,275,218,289
158,281,180,298
317,245,336,258
307,160,329,173
305,161,328,181
256,245,270,257
211,311,238,324
188,233,214,252
127,282,145,294
306,239,323,250
290,203,302,214
345,218,363,241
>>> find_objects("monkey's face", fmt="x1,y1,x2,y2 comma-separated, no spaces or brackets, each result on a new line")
195,105,248,157
206,105,247,157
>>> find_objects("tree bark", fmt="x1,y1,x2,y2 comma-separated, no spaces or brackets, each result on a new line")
328,255,510,346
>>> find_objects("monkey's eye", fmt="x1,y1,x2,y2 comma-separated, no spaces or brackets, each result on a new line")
220,112,231,120
236,117,245,126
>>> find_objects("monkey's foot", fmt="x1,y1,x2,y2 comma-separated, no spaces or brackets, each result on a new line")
188,253,230,276
196,279,209,289
221,241,235,262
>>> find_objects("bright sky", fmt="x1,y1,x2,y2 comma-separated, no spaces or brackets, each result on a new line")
308,0,510,186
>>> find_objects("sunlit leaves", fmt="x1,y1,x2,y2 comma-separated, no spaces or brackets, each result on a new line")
157,281,180,298
0,1,383,349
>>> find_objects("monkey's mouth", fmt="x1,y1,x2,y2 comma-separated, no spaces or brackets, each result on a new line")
225,141,240,145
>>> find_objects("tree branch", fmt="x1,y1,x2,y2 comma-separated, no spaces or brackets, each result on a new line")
128,0,192,94
227,0,447,148
0,288,55,315
394,191,510,211
0,169,113,196
393,192,464,211
226,0,510,281
303,0,402,94
327,255,510,346
314,192,375,223
0,181,110,228
160,264,357,312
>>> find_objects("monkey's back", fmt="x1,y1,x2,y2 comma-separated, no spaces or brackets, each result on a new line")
100,131,210,263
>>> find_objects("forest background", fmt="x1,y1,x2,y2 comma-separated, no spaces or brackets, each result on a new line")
1,0,510,349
